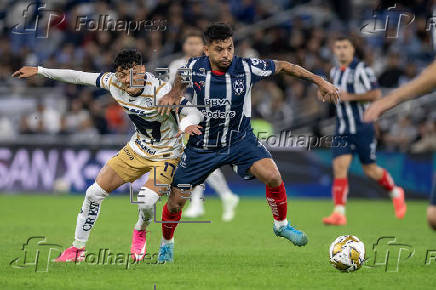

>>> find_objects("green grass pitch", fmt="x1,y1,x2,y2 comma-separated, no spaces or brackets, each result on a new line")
1,195,435,290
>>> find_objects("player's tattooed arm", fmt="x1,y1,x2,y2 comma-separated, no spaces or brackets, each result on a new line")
364,60,436,122
158,72,188,116
273,60,339,103
12,66,100,87
340,89,381,102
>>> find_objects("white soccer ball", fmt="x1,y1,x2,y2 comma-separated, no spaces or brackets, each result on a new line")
329,235,365,272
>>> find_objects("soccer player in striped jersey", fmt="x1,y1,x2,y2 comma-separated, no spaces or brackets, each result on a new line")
156,23,339,263
364,59,436,230
168,29,239,221
12,49,204,261
322,37,407,226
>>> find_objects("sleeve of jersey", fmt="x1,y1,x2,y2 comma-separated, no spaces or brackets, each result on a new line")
155,81,172,101
179,98,204,132
360,66,379,90
37,66,101,87
247,58,275,84
96,72,114,90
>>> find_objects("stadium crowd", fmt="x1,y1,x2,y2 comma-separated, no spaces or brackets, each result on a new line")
0,0,435,152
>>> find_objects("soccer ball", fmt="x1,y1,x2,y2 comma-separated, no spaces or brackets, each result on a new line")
329,235,365,272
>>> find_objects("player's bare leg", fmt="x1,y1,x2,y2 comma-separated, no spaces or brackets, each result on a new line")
427,183,436,230
55,164,125,262
323,154,352,226
249,158,308,247
362,163,406,219
158,186,189,263
427,206,436,230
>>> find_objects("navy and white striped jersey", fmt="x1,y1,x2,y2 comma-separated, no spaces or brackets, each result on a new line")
183,55,275,149
330,58,378,135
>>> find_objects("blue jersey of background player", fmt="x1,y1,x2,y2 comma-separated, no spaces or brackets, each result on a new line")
322,36,407,226
154,23,340,263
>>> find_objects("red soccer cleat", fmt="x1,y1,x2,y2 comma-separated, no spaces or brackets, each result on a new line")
54,246,85,262
322,212,347,226
392,186,407,219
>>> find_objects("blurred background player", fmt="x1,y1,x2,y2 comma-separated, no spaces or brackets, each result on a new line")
12,49,204,261
168,29,239,221
364,59,436,230
322,37,407,226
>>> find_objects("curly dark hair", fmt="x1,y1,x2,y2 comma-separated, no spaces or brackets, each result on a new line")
113,49,142,71
203,23,233,44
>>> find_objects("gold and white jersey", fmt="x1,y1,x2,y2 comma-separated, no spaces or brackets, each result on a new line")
98,72,183,161
37,66,203,161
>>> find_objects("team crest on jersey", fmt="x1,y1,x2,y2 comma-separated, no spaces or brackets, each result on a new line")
144,97,153,107
233,79,245,95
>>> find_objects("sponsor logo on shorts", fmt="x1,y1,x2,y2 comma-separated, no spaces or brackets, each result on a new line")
123,147,135,160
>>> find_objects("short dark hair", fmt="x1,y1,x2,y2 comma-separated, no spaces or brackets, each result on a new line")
113,49,142,70
203,23,233,44
183,29,204,44
335,36,354,47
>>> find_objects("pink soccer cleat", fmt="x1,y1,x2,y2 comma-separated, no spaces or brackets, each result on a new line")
130,229,147,262
392,186,407,219
54,246,85,262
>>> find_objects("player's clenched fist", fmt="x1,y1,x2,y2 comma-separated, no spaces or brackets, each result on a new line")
12,66,38,78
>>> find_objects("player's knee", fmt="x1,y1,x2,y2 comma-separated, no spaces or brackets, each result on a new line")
427,206,436,230
264,171,282,187
86,183,108,202
137,187,159,210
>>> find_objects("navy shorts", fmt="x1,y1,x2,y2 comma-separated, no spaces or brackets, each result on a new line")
332,126,376,164
172,131,272,188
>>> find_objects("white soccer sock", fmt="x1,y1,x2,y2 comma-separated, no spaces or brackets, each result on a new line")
134,187,160,231
73,183,108,248
161,237,174,244
389,187,400,198
206,169,233,199
274,219,288,230
334,205,346,215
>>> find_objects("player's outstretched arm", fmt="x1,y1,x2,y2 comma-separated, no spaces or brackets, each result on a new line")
273,60,339,103
12,66,100,87
340,89,381,102
158,72,187,116
364,60,436,122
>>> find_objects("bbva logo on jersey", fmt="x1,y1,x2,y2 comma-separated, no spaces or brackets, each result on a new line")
233,79,245,95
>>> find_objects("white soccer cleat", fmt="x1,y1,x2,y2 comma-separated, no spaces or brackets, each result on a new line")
183,203,205,218
222,194,239,222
